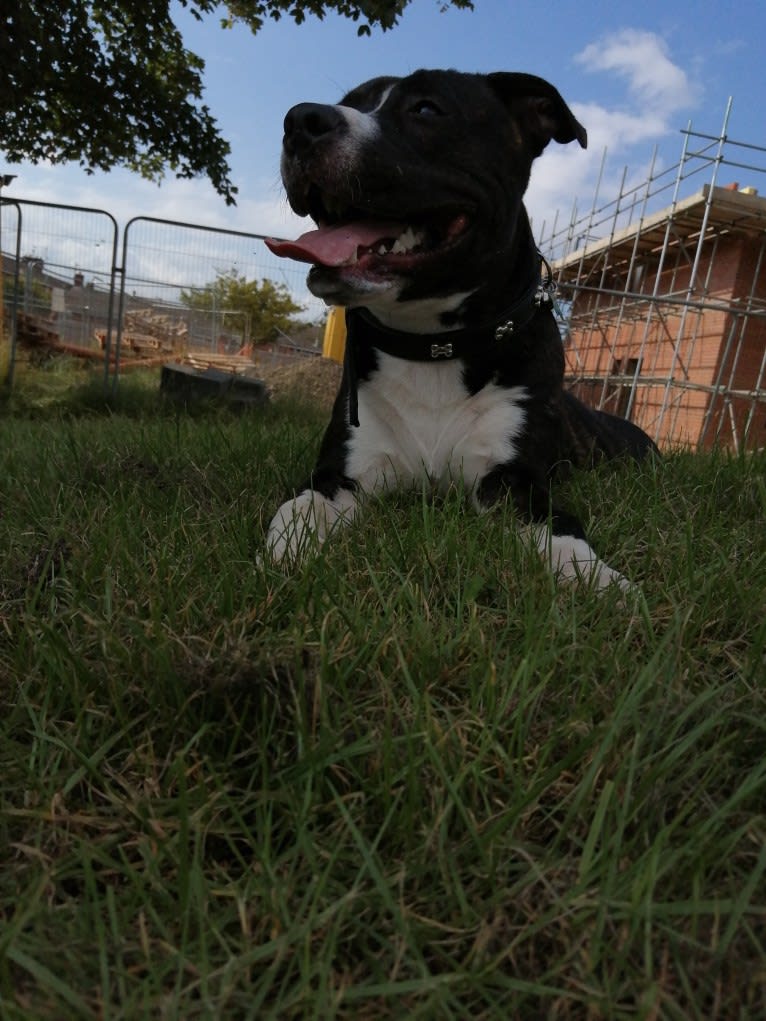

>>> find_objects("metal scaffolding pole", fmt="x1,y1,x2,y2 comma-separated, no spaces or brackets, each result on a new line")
547,97,766,450
596,163,630,409
704,233,766,449
654,98,734,440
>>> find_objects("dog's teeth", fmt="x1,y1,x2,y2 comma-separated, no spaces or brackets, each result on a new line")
378,244,388,255
391,227,423,255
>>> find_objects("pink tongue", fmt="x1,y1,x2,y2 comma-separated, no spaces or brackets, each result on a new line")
265,220,406,267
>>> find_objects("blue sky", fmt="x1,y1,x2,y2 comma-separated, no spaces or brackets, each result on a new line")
4,0,766,245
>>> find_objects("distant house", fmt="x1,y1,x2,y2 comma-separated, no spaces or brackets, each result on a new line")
553,184,766,451
1,255,115,341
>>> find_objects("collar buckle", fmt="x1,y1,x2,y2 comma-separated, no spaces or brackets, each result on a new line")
430,342,454,359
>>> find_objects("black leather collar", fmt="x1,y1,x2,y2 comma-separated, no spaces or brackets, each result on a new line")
343,252,555,426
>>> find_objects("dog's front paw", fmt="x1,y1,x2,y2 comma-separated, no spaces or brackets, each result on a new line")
265,491,324,565
555,549,634,595
265,489,357,566
531,528,637,596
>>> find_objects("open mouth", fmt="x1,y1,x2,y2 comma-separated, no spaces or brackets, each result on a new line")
265,186,470,271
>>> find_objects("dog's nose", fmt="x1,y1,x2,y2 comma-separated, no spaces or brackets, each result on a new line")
283,103,345,157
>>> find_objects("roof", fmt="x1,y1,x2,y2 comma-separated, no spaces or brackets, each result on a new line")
553,184,766,279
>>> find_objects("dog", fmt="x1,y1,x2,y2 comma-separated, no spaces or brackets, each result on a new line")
264,69,658,590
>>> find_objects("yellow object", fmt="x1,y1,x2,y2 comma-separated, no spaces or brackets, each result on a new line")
322,307,347,363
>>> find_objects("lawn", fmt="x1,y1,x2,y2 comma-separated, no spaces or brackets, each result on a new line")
1,364,765,1018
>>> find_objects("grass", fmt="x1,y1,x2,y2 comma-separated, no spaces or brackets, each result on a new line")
1,360,765,1018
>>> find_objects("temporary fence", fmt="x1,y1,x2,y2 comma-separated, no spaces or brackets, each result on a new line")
0,197,120,388
0,198,325,391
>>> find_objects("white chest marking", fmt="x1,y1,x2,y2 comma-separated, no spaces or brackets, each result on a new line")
346,353,526,495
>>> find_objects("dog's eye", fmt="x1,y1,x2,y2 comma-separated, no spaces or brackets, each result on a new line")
409,99,443,118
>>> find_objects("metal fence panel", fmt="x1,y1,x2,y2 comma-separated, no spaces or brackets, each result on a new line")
114,216,326,386
1,197,119,387
0,198,22,386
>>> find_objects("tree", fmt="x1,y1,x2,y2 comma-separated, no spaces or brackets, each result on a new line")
1,1,473,205
180,269,305,343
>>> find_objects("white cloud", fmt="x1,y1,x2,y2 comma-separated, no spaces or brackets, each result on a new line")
570,103,669,152
575,29,697,114
526,30,698,244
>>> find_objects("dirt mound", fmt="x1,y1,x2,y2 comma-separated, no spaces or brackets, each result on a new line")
257,357,342,411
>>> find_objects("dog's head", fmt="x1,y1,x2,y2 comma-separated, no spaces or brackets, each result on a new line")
266,69,586,331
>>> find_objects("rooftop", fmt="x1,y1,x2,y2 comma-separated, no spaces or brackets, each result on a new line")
553,184,766,279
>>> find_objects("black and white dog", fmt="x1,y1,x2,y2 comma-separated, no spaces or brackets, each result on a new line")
265,69,657,589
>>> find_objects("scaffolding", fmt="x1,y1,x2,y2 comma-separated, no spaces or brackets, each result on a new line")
538,102,766,452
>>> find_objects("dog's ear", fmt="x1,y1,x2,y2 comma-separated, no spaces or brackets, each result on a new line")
487,72,587,154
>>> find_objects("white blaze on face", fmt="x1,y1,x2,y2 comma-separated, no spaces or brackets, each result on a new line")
335,83,394,153
336,104,380,148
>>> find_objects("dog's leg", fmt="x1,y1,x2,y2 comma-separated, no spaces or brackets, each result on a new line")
477,466,632,593
265,487,358,565
526,523,632,592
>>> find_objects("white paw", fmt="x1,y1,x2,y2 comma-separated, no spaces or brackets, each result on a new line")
265,489,357,565
530,527,635,595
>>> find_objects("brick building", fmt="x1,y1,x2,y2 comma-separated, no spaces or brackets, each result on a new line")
553,184,766,451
